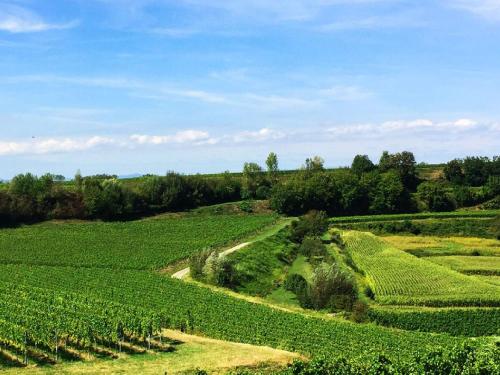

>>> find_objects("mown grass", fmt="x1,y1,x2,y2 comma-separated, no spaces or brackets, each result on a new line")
342,231,500,306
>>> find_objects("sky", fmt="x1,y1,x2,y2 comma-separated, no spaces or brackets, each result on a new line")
0,0,499,178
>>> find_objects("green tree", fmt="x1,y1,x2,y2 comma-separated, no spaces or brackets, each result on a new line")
351,154,375,176
304,156,324,172
444,159,464,184
266,152,279,183
242,162,264,199
417,181,456,212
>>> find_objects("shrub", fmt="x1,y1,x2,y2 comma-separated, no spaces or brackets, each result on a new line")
299,237,327,260
289,211,329,243
350,301,369,323
309,263,358,311
189,248,213,280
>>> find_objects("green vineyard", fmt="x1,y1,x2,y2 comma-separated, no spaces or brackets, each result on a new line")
341,231,500,306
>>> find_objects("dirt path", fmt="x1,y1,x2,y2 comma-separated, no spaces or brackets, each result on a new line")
172,242,251,280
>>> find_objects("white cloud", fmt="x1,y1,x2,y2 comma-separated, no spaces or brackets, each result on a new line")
447,0,500,21
0,136,114,156
232,128,286,143
327,118,482,137
130,130,213,145
0,4,78,33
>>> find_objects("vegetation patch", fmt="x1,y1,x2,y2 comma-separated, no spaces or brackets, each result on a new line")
342,231,500,306
426,256,500,275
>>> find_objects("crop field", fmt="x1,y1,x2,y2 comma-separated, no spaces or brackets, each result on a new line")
1,209,499,372
369,305,500,337
330,210,500,224
383,235,500,257
0,213,276,270
0,264,468,364
426,256,500,275
335,216,499,238
341,231,500,306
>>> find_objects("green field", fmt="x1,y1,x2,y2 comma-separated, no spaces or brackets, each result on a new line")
330,210,500,224
426,256,500,275
383,235,500,257
0,263,468,363
1,209,499,372
342,231,500,306
0,213,276,270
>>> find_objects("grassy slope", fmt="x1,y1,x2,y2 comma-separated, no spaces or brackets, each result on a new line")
342,231,500,306
228,230,292,296
0,213,276,270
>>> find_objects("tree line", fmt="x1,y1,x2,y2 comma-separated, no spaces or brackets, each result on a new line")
0,151,498,225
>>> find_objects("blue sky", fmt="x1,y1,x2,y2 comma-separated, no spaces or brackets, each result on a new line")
1,0,499,178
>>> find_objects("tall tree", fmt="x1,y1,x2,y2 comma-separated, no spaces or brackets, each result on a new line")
351,154,375,176
266,152,279,183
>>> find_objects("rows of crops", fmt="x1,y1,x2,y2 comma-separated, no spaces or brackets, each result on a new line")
426,256,500,275
0,213,276,270
0,264,468,363
330,210,500,224
369,306,500,337
383,235,500,257
342,231,500,306
0,280,165,364
335,217,499,238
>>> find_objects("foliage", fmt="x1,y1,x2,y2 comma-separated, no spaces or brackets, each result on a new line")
299,237,328,260
289,211,329,243
336,217,499,239
351,154,375,176
0,263,469,363
417,181,456,212
369,306,500,337
308,263,358,311
266,152,279,184
277,343,500,375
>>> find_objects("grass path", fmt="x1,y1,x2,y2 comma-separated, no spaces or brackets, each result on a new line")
172,218,292,280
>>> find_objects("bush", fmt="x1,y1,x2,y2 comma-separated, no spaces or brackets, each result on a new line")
350,301,369,323
189,248,213,280
284,274,311,308
309,263,358,311
289,211,329,243
299,237,327,259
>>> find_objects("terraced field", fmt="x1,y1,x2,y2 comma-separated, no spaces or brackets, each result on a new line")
426,256,500,275
383,235,500,257
341,231,500,306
